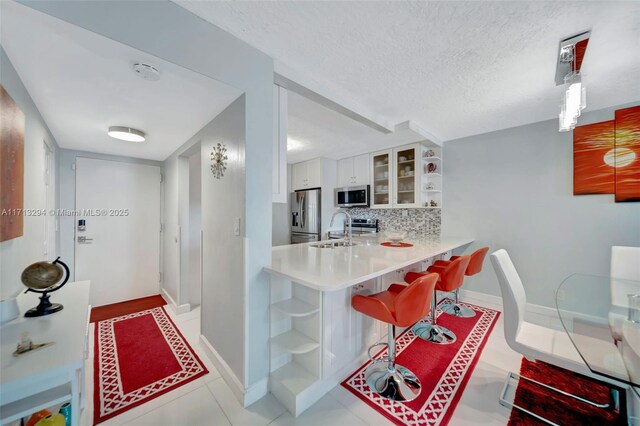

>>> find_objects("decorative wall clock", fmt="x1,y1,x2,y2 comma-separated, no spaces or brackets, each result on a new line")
210,142,228,179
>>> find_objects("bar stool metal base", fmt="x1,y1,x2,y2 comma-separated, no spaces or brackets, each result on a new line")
440,302,476,318
413,323,457,344
365,363,421,402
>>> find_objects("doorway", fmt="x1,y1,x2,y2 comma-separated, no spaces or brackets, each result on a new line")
74,157,161,307
178,144,202,310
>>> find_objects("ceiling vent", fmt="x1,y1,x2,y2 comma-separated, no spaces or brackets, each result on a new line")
133,63,160,81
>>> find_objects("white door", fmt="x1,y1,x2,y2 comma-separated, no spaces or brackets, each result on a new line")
75,158,161,307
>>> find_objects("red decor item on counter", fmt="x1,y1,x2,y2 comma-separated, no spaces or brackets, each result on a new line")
93,307,207,424
380,242,414,248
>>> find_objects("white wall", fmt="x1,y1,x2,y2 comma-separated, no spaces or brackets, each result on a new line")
200,97,246,384
443,102,640,308
188,152,201,307
0,46,59,299
272,164,291,246
57,149,162,282
178,155,190,304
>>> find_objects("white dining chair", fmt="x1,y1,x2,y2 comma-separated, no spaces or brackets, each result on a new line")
490,249,627,424
610,246,640,341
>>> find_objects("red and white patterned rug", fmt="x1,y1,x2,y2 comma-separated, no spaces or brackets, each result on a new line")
93,306,208,424
342,302,500,426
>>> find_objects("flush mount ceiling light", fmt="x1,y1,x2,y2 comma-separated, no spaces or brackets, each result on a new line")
107,126,146,142
132,63,160,81
556,31,590,132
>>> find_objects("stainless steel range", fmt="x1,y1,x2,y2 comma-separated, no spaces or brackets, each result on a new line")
328,218,379,239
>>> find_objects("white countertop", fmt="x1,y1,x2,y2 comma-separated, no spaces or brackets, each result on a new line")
265,236,474,291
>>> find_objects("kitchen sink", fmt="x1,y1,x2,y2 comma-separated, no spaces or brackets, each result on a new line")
310,240,357,249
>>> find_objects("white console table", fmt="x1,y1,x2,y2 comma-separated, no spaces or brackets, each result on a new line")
0,281,90,426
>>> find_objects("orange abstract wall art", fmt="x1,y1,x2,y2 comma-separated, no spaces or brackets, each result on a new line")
574,120,615,195
573,105,639,202
614,105,640,202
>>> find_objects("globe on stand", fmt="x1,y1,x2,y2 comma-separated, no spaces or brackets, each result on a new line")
21,257,70,317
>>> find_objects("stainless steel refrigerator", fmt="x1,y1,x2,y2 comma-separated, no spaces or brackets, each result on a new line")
290,188,321,244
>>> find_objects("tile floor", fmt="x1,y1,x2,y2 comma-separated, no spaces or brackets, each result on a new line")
81,305,522,426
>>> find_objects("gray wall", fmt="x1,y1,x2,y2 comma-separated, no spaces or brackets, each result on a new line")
0,46,59,298
57,149,162,282
163,96,246,384
443,102,640,308
200,97,246,383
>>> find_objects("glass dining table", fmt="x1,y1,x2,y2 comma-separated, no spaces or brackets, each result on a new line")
556,274,640,389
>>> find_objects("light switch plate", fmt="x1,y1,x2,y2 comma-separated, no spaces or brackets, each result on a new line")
234,217,241,236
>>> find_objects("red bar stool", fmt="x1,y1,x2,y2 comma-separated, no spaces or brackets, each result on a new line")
351,273,438,402
405,256,470,345
439,247,489,318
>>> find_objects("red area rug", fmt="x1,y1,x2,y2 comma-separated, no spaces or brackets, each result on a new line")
93,306,207,424
90,295,166,323
508,358,625,425
342,302,499,426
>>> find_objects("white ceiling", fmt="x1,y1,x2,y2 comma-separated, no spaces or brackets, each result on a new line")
177,1,640,145
1,1,241,161
287,90,381,163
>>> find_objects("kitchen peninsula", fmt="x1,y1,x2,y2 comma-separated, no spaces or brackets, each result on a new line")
264,236,473,416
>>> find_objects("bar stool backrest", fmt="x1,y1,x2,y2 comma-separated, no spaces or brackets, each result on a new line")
466,247,489,276
395,273,438,327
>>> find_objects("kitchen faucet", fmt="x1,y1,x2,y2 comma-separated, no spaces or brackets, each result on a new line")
330,211,353,246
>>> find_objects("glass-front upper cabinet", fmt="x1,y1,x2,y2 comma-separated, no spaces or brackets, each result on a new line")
370,149,393,208
393,144,420,208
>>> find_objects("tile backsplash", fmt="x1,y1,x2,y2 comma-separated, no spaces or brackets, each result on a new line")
347,208,441,238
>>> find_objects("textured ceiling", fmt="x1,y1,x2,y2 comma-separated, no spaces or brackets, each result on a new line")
1,1,241,161
177,1,640,143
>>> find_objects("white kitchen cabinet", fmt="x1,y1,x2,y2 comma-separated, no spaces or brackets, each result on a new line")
393,143,422,208
322,278,379,380
370,143,442,209
353,154,370,186
337,158,352,187
336,154,370,187
306,159,321,188
370,149,393,208
291,162,305,191
292,158,322,190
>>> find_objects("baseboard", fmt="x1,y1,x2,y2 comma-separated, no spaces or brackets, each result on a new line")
199,335,267,407
460,289,563,330
244,377,269,406
161,288,190,315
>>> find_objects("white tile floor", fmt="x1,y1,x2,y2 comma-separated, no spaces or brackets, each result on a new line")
81,306,520,426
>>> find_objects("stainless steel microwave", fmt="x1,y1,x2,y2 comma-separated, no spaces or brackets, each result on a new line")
335,185,370,208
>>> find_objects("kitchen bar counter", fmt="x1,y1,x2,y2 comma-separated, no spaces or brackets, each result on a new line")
265,235,473,416
265,236,474,291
